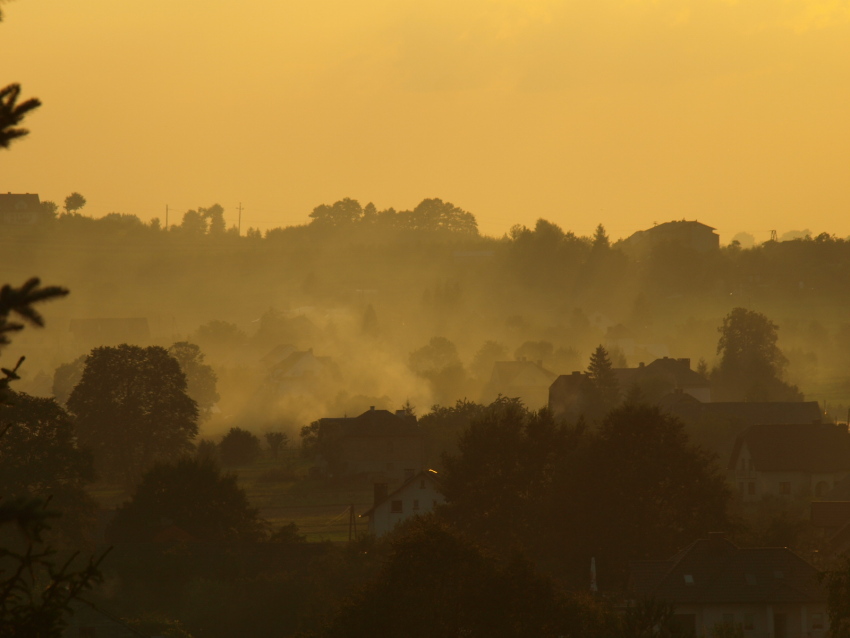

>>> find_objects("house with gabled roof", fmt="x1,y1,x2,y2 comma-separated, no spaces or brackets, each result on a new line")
266,347,339,395
729,423,850,503
360,469,444,537
315,406,425,484
621,220,720,259
613,357,711,403
630,533,827,638
0,192,45,225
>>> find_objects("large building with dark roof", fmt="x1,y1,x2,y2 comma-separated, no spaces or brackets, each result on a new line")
315,407,424,484
630,533,827,637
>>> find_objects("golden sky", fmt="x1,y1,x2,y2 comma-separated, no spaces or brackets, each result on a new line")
2,0,850,241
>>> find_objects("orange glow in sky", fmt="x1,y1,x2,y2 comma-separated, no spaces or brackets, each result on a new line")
2,0,849,241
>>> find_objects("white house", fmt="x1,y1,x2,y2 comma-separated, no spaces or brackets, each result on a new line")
360,469,444,537
728,423,850,503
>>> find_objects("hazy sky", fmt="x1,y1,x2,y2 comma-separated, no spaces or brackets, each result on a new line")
2,0,849,241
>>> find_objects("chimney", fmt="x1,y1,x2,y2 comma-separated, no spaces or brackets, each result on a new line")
678,358,691,369
370,405,375,411
638,362,645,368
373,483,388,506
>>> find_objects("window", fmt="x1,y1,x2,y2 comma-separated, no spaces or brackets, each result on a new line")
683,574,694,585
812,613,824,629
780,482,791,495
744,614,755,630
391,500,403,513
748,482,755,495
739,482,745,494
413,499,420,511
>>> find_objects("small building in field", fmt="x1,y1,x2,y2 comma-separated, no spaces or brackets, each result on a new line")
361,469,444,537
630,533,827,638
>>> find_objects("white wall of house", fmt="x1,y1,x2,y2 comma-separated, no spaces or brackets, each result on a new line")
367,478,445,537
732,444,849,503
673,602,828,638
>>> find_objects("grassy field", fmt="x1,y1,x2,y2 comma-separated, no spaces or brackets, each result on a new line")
88,451,376,543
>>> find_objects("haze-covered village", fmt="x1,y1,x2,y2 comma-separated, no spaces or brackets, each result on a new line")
5,2,850,638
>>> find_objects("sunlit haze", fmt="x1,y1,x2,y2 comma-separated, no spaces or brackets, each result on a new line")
3,0,850,240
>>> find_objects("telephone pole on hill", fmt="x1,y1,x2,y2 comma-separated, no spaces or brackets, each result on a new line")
237,202,243,236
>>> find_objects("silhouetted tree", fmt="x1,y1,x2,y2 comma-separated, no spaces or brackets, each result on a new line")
168,342,219,422
361,303,379,337
203,204,226,235
107,457,264,542
264,431,288,459
470,340,507,381
67,345,199,485
219,427,261,466
549,402,732,586
179,209,207,237
399,198,478,235
62,192,86,215
409,336,468,405
308,198,363,228
0,393,96,545
321,515,609,638
592,223,610,250
712,307,802,401
51,354,86,406
442,398,579,550
581,345,620,420
0,278,102,638
418,399,488,468
0,83,40,149
268,521,306,544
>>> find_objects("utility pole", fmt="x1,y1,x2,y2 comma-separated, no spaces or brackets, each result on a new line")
348,504,357,542
165,204,169,231
237,202,243,236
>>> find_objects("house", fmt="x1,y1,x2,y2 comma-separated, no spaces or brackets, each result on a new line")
0,192,45,225
548,357,710,420
621,220,720,260
314,407,425,484
810,475,850,557
360,469,444,537
266,348,339,395
729,423,850,503
549,371,587,421
483,360,558,409
260,343,298,368
664,400,822,431
630,533,828,638
613,357,711,403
